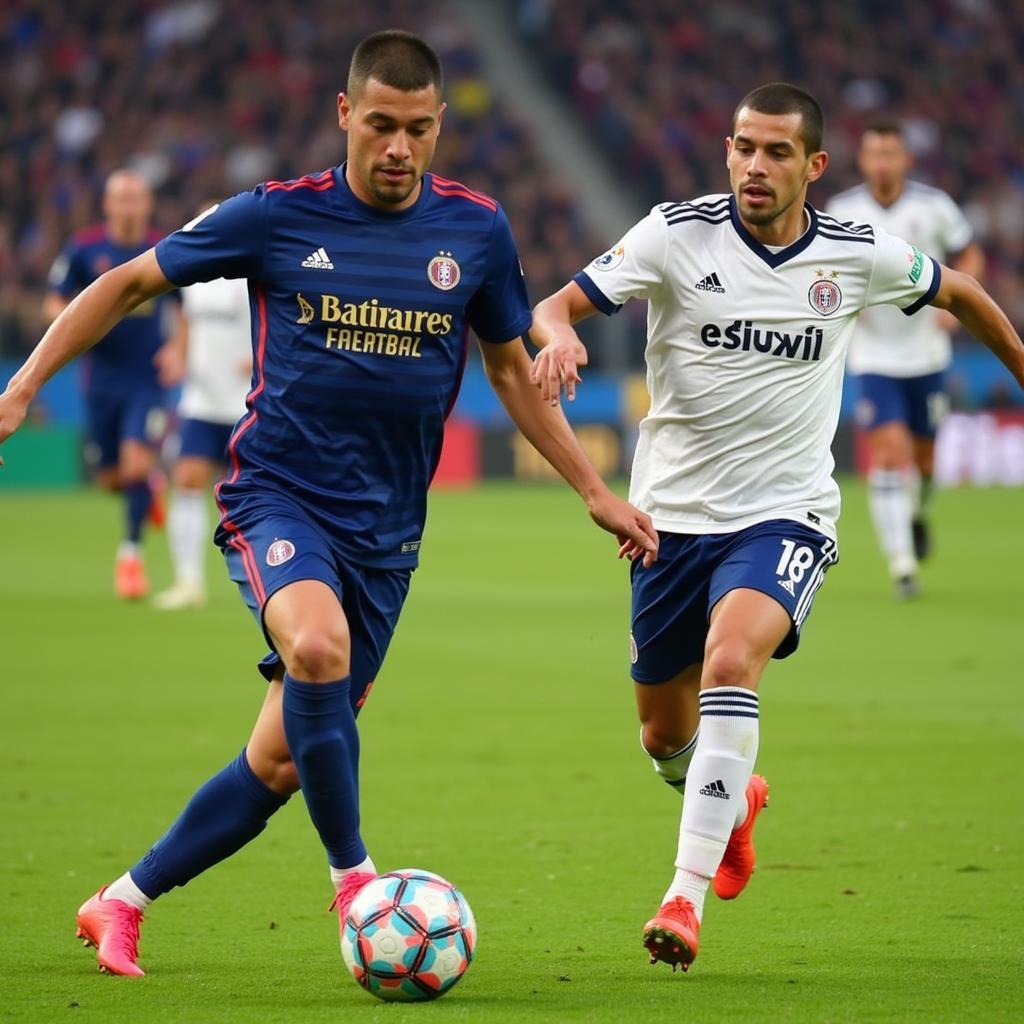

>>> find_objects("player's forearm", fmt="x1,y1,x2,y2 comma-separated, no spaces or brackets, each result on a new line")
942,275,1024,388
488,364,606,502
530,283,594,347
7,260,168,403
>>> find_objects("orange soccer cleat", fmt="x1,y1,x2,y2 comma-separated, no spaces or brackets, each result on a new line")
75,887,146,977
329,871,377,936
114,551,149,600
713,774,770,900
642,896,700,971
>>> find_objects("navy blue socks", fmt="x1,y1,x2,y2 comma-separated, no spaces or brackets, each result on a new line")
124,480,152,543
130,749,288,898
281,673,365,869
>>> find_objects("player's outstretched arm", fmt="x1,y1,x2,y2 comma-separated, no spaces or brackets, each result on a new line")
0,249,174,465
529,282,600,405
931,267,1024,390
480,336,658,567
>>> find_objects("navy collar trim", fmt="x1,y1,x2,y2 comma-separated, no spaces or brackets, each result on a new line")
729,195,818,268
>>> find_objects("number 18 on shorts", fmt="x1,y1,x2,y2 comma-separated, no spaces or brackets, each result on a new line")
629,519,839,683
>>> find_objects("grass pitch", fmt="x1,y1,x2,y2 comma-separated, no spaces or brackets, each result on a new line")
1,479,1021,1023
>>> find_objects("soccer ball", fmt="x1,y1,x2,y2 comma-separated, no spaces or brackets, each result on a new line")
341,869,477,1002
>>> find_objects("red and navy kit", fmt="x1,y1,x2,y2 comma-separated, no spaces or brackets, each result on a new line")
155,166,531,574
49,226,170,397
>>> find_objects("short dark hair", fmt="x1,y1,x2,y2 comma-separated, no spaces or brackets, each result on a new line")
347,30,443,101
733,82,824,155
862,117,904,139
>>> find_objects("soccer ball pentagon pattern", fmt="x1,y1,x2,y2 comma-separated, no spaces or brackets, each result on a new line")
341,869,477,1002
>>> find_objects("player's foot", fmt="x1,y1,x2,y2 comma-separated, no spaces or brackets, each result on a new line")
147,472,167,529
329,871,377,935
643,896,700,971
75,887,146,977
114,552,149,600
152,580,207,610
911,515,931,561
713,773,769,900
895,574,920,601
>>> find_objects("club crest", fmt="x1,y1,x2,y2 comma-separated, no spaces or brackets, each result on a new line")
266,539,296,566
427,252,460,291
808,275,842,316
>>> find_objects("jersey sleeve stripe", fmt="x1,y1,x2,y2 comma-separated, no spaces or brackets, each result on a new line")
816,228,875,245
431,182,498,211
265,169,336,193
572,270,621,316
664,212,731,227
901,257,942,316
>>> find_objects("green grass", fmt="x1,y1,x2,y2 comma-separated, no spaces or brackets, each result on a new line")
1,479,1022,1023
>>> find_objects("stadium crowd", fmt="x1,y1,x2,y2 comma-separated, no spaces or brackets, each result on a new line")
513,0,1024,340
0,0,601,361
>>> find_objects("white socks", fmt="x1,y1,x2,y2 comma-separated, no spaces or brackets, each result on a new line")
168,489,208,586
643,727,698,791
104,872,153,911
330,854,376,892
665,687,759,920
868,468,917,578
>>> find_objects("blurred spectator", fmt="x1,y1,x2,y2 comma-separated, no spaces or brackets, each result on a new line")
0,1,601,360
513,0,1024,373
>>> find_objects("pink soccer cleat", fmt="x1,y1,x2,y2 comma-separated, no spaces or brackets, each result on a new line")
75,887,145,977
713,774,770,900
114,551,148,600
643,895,700,971
329,871,377,936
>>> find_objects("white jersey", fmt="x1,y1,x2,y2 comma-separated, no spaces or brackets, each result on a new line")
178,277,252,425
826,181,971,376
575,194,939,539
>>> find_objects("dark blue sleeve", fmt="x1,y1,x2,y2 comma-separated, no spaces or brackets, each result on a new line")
48,243,86,297
154,189,268,286
466,205,533,343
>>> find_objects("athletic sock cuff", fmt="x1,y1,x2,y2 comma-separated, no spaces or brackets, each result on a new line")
232,749,289,813
699,687,759,719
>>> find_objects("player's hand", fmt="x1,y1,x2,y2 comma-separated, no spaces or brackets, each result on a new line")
586,490,659,568
0,389,31,467
154,342,186,387
530,330,589,405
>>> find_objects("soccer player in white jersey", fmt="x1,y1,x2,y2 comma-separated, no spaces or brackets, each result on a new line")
153,265,252,610
827,121,984,597
531,83,1024,973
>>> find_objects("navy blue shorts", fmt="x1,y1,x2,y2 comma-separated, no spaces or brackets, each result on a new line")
855,372,948,438
630,519,838,683
218,500,412,710
85,388,167,469
178,417,234,462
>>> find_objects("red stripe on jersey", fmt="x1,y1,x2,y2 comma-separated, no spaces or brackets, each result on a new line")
215,284,269,607
430,175,497,211
265,169,336,193
73,225,108,244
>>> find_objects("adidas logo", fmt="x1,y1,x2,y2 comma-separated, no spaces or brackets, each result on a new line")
302,247,334,270
695,272,725,293
778,578,796,596
698,779,730,799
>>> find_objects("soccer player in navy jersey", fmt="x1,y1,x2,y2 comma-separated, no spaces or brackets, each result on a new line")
0,30,657,976
44,169,179,599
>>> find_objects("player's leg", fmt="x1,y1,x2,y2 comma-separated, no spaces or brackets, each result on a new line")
858,374,919,596
77,683,296,976
114,392,167,598
154,419,231,609
636,664,701,792
908,373,948,562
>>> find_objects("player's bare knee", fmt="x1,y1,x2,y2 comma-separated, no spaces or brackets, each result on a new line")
284,629,350,681
701,641,758,689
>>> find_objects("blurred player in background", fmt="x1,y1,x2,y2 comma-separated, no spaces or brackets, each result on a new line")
827,122,984,598
0,30,657,977
532,83,1023,973
45,169,179,600
153,224,252,611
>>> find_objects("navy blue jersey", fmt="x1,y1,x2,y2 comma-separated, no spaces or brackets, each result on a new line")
49,226,170,396
155,165,532,569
